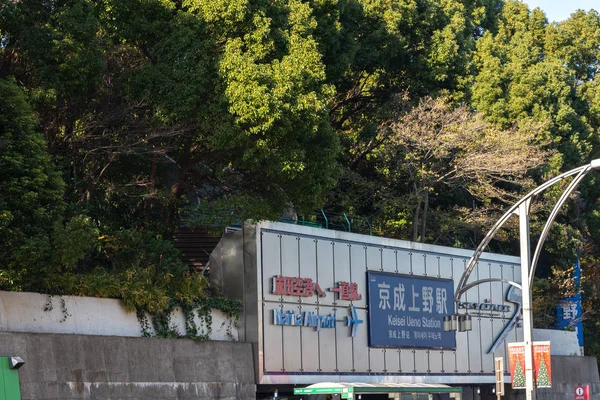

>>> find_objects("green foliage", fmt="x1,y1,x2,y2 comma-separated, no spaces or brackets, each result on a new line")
58,229,208,313
327,96,551,246
2,0,600,353
136,295,242,339
0,77,66,287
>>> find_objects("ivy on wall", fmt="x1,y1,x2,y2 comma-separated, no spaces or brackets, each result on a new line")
136,296,242,340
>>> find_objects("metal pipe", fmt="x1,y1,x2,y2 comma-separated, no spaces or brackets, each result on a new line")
343,212,351,232
320,209,329,229
455,278,522,299
365,216,373,236
453,160,600,400
529,167,590,286
455,165,589,302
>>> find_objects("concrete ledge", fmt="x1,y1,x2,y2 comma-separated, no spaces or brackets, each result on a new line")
0,290,238,340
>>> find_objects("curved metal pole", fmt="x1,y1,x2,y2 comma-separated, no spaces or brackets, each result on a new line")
455,164,590,301
455,278,522,299
529,166,591,286
452,159,600,400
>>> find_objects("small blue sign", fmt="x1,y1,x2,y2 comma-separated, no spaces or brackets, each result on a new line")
557,258,584,347
367,271,456,349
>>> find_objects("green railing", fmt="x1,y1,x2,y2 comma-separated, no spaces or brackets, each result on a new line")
183,204,374,236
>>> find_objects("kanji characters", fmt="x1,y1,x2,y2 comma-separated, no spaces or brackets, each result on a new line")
271,276,326,297
330,281,362,301
393,283,406,311
378,281,391,309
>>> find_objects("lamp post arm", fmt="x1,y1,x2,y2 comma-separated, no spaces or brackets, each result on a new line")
455,165,589,302
455,278,522,300
529,166,591,287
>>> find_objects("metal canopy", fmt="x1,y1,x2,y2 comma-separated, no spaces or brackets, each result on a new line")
294,382,462,395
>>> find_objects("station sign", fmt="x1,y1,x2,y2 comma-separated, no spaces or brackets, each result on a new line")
367,271,456,349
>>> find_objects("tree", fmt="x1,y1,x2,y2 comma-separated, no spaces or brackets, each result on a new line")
0,77,96,290
0,0,341,230
329,96,551,245
471,2,600,361
0,77,63,283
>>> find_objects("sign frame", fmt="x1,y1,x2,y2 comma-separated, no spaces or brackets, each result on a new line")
495,357,505,396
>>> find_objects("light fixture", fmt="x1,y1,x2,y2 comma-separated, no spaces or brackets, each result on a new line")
443,315,452,332
9,356,25,370
463,313,472,331
451,314,458,331
459,313,473,332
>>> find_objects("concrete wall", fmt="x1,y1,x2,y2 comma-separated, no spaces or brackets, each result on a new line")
479,356,600,400
536,355,600,400
0,332,255,400
0,291,238,341
533,329,581,356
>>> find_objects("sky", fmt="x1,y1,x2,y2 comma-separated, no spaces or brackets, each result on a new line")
521,0,598,22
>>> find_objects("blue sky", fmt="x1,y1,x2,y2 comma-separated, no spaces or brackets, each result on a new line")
521,0,598,22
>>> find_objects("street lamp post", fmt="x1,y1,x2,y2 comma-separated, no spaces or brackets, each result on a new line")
518,200,535,400
451,159,600,400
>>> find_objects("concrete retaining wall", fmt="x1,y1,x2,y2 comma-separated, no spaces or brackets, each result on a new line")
0,332,255,400
0,291,238,340
480,356,600,400
533,329,581,356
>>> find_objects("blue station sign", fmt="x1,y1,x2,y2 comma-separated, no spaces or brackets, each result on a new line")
367,271,456,349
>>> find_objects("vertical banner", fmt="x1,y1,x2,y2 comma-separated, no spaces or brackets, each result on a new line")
508,342,552,389
534,341,552,388
557,257,584,347
508,343,526,389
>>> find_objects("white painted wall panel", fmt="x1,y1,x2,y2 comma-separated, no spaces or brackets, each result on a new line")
254,221,573,386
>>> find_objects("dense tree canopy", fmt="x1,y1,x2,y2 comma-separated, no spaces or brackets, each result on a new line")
2,0,600,354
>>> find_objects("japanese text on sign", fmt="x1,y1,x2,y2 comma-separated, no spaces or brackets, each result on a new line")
329,281,362,301
367,271,455,349
271,276,326,297
377,282,447,314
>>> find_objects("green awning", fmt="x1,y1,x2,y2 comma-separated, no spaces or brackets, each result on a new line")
294,382,462,396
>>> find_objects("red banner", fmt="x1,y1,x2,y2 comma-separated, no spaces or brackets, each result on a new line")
508,341,552,389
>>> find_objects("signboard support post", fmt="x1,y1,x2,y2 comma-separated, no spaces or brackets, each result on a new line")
495,357,504,400
518,200,536,400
